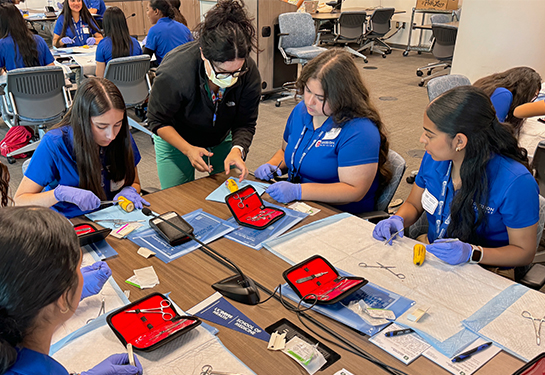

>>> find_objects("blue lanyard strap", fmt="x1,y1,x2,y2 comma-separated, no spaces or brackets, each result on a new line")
72,18,86,44
435,161,452,239
288,123,326,182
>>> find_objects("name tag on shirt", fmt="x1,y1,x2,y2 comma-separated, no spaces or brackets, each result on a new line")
82,27,90,34
421,188,438,215
323,128,341,140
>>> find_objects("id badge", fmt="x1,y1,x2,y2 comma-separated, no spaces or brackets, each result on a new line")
323,128,341,140
421,188,438,215
82,27,90,34
111,179,125,192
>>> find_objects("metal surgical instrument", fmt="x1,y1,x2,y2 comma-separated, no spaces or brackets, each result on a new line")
95,219,145,228
200,364,244,375
358,262,406,279
522,310,545,345
125,299,173,321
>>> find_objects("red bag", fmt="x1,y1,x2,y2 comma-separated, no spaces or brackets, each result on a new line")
0,126,34,159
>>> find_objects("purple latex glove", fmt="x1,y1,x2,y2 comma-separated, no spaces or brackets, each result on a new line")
267,181,301,203
54,185,101,212
61,36,74,45
80,261,112,300
114,186,150,210
86,37,96,46
81,354,142,375
426,238,472,265
254,163,282,181
372,215,404,245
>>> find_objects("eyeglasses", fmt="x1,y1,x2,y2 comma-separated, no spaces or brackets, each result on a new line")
209,60,248,80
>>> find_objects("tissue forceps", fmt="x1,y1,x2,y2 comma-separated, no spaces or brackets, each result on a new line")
358,262,406,279
200,365,243,375
125,300,173,321
522,310,545,345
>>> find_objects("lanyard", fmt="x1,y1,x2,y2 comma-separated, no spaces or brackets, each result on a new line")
288,120,327,182
72,17,86,45
435,161,452,239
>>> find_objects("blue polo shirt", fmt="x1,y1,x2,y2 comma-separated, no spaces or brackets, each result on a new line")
145,17,193,65
0,35,54,71
54,14,97,46
415,152,539,247
96,37,142,64
490,87,513,122
5,347,68,375
84,0,106,16
283,101,380,213
24,126,142,218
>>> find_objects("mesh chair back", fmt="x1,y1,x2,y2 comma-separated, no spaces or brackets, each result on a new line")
427,74,470,101
368,8,395,36
431,24,458,60
376,149,406,212
338,11,367,40
104,55,151,107
430,14,451,24
7,66,66,121
279,12,316,49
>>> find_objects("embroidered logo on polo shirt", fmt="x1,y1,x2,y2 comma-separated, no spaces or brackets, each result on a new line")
316,140,335,147
226,101,236,107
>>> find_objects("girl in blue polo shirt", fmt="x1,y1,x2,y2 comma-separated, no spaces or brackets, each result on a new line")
374,86,539,272
0,3,54,71
143,0,192,65
95,6,142,77
254,48,391,214
0,207,142,375
14,78,149,218
52,0,102,48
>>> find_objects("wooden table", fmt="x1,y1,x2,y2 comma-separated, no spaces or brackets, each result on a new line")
101,173,524,375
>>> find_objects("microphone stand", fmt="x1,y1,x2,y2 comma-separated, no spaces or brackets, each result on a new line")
142,208,260,305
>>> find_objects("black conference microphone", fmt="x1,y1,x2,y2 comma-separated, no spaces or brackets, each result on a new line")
142,208,260,305
126,13,136,19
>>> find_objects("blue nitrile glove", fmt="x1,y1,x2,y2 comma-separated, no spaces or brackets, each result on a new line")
426,238,472,265
61,37,74,45
114,186,150,210
80,261,112,300
54,185,101,212
254,163,282,181
372,215,404,245
86,37,96,46
81,354,142,375
267,181,301,203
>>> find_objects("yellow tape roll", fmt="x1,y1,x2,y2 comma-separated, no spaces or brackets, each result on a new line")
225,179,239,193
413,244,426,266
117,196,134,213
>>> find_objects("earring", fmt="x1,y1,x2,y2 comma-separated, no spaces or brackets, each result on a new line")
60,306,69,314
455,146,461,152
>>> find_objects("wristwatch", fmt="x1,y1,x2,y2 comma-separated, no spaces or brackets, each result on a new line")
469,245,484,264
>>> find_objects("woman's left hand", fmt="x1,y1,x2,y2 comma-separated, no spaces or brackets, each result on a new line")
224,148,248,182
426,238,472,265
114,186,150,210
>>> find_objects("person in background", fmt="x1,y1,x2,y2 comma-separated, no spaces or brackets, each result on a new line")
95,6,142,78
83,0,105,18
53,0,102,48
254,48,391,213
473,67,542,135
373,86,538,279
167,0,188,26
0,207,142,375
14,78,148,218
0,3,54,72
513,92,545,119
147,0,261,189
0,160,10,207
143,0,192,66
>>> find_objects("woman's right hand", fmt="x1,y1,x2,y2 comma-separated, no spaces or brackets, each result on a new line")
54,185,101,211
372,215,404,245
254,163,282,181
81,353,142,375
60,37,74,45
186,146,213,173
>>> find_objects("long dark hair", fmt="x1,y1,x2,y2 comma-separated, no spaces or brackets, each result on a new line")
149,0,175,19
0,207,80,374
195,0,257,63
427,86,530,242
296,48,392,190
0,3,39,67
59,0,100,39
103,7,134,59
166,0,188,26
0,163,10,207
473,67,542,136
54,78,135,200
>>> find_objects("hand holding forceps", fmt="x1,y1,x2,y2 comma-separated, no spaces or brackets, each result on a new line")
522,310,545,345
359,262,406,279
200,365,244,375
125,300,173,321
96,219,145,228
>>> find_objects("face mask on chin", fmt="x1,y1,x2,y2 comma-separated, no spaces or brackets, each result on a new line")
205,59,238,89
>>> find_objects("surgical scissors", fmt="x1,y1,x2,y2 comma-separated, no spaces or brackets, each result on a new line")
125,299,173,321
358,262,406,279
200,365,243,375
95,219,145,228
522,310,545,345
233,192,258,208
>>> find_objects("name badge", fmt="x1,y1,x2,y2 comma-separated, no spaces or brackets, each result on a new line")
82,27,90,34
111,179,125,192
323,128,341,140
421,188,438,215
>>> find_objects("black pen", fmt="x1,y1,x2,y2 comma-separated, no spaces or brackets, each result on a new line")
451,342,493,363
385,328,414,337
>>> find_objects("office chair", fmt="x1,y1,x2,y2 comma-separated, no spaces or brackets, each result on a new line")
276,12,327,107
417,23,458,87
1,66,71,163
427,74,471,101
430,14,452,24
103,55,153,137
331,11,368,62
358,7,395,58
359,149,406,223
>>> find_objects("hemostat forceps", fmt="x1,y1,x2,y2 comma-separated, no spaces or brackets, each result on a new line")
125,299,173,321
358,262,406,279
200,365,243,375
522,310,545,345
